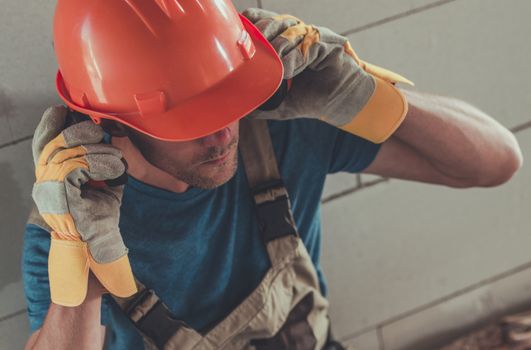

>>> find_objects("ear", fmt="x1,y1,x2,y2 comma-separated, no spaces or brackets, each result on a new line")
99,119,129,137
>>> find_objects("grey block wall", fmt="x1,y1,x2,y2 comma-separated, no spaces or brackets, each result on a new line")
1,1,530,349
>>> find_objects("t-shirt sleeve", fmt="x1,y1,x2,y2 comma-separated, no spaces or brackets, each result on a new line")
327,126,382,174
295,119,382,174
22,224,52,332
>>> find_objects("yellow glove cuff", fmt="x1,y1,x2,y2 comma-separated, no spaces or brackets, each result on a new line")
337,42,414,144
49,238,137,307
338,74,409,144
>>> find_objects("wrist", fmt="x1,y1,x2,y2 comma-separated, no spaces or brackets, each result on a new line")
86,272,107,300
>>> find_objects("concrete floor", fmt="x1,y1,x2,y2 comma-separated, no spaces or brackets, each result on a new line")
1,0,530,349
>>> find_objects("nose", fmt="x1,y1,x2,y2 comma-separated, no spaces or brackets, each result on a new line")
199,127,232,148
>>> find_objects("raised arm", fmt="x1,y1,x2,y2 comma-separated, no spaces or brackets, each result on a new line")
25,274,106,350
363,88,523,188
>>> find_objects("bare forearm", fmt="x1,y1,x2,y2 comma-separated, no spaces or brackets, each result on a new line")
28,300,105,350
394,88,523,185
27,277,106,350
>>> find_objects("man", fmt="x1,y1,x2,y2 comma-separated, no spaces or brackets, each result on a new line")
23,1,523,349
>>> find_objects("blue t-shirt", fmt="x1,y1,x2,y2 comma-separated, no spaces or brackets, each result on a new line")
22,119,381,349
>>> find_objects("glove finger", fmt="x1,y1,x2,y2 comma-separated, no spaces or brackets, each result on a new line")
48,238,90,307
83,143,123,159
49,143,122,165
36,146,124,188
85,152,127,182
276,41,308,79
32,105,69,166
46,146,87,165
89,253,137,298
241,8,279,25
36,155,89,189
242,8,300,41
61,153,126,188
61,120,104,148
243,9,318,78
37,120,104,167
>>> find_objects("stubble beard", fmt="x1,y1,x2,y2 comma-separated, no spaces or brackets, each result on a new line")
129,131,240,190
176,148,239,190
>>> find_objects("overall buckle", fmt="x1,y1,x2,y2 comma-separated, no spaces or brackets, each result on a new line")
125,288,185,349
252,180,299,242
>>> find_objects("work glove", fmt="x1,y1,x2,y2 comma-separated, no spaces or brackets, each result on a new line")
243,8,415,144
31,105,137,306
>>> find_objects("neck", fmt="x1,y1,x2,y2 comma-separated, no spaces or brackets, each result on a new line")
111,136,190,193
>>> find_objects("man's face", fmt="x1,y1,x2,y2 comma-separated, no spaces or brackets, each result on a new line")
126,121,240,190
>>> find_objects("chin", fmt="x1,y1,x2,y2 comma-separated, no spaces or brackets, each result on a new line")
194,153,238,189
212,172,236,187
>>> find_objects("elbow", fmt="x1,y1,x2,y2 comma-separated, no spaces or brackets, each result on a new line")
478,134,524,188
452,133,523,189
24,329,40,350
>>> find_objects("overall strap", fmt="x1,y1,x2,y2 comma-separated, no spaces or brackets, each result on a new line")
239,118,298,243
238,118,281,188
112,279,190,350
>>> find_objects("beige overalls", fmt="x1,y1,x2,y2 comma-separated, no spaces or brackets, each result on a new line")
29,119,349,350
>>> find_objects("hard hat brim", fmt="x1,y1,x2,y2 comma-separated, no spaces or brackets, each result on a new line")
56,14,284,142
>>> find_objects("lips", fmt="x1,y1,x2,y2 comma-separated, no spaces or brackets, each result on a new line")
201,148,233,165
209,151,231,162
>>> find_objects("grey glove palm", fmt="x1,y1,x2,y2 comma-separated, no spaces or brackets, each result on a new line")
243,8,414,144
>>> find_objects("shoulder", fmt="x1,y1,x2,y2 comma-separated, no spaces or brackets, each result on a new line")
267,118,335,142
265,119,334,173
266,118,382,175
266,118,341,160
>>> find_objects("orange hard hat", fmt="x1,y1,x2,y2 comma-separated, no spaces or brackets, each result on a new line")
53,0,283,141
